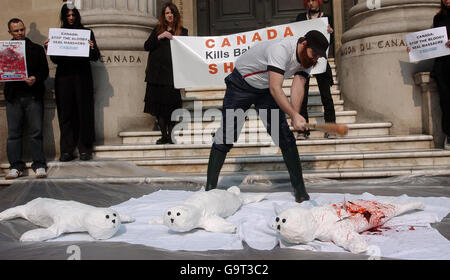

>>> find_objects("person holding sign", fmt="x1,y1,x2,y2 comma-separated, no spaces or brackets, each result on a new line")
3,18,49,179
433,0,450,150
144,2,188,145
295,0,336,140
45,3,100,161
205,30,330,203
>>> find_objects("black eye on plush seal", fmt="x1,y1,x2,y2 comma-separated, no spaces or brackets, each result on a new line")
282,219,286,223
276,217,280,222
168,211,171,216
106,215,110,219
177,213,181,216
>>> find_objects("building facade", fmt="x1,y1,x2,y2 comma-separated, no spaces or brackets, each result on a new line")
0,0,443,162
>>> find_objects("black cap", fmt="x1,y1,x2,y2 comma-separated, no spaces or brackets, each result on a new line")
305,30,329,59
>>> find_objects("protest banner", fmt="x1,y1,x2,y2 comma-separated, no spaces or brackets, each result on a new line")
47,28,91,57
406,27,450,62
170,18,330,88
0,40,27,82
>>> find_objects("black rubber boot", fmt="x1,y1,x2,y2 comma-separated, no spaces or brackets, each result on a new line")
205,146,227,191
281,144,310,203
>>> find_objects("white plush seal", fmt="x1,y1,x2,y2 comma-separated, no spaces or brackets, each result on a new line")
0,198,135,242
149,186,267,233
272,199,425,254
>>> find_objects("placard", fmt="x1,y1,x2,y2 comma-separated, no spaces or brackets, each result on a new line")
171,18,330,88
0,40,27,82
406,27,450,62
47,28,91,57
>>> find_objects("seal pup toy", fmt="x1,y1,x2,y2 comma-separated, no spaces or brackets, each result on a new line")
149,186,267,233
272,199,424,253
0,197,135,242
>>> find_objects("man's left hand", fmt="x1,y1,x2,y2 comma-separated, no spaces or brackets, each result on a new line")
24,76,36,86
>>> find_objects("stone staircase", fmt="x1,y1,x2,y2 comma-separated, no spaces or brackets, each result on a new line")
93,58,450,178
2,59,450,183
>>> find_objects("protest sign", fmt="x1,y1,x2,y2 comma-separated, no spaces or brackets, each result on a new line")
170,18,330,88
47,28,91,57
406,27,450,62
0,40,27,82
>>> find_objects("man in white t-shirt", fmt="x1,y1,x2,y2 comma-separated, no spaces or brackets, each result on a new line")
205,30,329,203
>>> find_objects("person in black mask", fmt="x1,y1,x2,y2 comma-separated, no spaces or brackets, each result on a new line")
296,0,336,139
45,2,101,162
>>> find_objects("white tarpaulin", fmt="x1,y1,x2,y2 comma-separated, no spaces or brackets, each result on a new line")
50,190,450,260
171,18,330,88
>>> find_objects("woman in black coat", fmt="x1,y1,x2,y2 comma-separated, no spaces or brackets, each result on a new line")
144,2,188,144
46,3,101,161
432,0,450,149
295,0,336,139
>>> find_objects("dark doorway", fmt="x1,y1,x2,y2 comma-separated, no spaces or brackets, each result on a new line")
197,0,333,34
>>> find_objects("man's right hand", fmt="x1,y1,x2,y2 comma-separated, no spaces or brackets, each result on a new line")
291,113,306,131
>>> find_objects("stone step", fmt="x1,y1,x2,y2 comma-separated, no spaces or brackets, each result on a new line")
173,110,357,127
118,149,450,174
184,79,340,99
94,135,433,159
2,165,450,186
182,99,345,113
183,89,343,107
120,122,393,145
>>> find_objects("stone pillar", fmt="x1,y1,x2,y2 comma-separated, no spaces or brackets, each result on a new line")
337,0,440,135
80,0,158,144
414,72,443,148
174,0,196,35
332,0,344,57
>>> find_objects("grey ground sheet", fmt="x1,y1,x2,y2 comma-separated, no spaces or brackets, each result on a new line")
0,162,448,260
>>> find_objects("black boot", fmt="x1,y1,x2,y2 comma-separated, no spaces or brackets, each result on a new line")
205,146,227,191
281,144,310,203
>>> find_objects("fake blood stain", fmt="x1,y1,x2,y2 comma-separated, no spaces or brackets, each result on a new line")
333,200,396,230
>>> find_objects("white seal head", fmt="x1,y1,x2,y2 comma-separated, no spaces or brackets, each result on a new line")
83,208,122,240
163,205,202,232
272,206,317,244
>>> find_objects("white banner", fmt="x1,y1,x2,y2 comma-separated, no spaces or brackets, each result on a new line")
171,18,330,88
47,28,91,57
0,40,27,82
406,27,450,62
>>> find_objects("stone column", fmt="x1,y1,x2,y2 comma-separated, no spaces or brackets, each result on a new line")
337,0,440,135
79,0,158,144
414,72,443,148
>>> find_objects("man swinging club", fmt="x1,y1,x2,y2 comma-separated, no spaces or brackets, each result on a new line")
205,30,329,203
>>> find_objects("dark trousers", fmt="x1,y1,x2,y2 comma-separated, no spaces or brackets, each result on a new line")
212,69,297,153
300,62,336,124
6,96,46,171
435,70,450,137
54,74,95,154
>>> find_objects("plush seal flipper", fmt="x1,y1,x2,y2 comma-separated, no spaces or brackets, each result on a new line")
0,205,27,221
394,201,425,216
226,186,267,205
20,225,61,242
201,215,237,233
